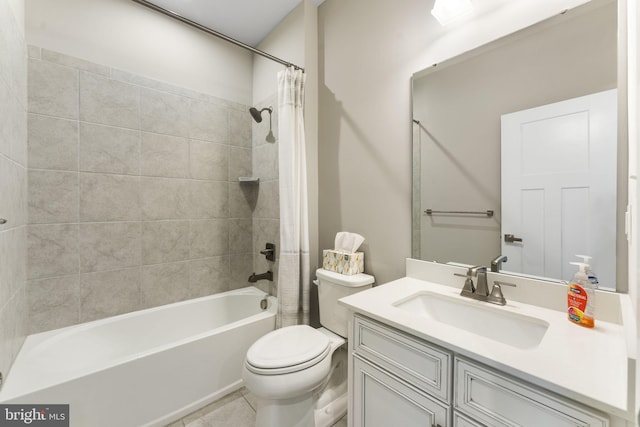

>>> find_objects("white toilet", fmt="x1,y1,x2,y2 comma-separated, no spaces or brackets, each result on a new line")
242,268,374,427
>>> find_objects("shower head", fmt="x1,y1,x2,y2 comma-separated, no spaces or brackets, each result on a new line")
249,106,273,123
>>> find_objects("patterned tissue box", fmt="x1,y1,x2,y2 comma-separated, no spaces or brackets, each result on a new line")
322,250,364,275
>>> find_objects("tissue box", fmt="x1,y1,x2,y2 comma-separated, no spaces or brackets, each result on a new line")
322,250,364,275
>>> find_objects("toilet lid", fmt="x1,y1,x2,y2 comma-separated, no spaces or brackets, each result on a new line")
246,325,331,370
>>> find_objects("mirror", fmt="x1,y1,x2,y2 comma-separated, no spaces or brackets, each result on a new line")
411,0,626,292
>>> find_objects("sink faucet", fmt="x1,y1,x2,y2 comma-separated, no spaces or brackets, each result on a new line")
454,266,489,300
490,255,508,272
455,266,516,305
472,266,489,297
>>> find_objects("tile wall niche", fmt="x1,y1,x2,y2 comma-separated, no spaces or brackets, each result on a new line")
26,46,266,334
0,0,28,382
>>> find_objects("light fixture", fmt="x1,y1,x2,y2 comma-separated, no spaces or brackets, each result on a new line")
431,0,474,26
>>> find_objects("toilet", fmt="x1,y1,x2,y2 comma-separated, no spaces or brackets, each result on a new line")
242,268,375,427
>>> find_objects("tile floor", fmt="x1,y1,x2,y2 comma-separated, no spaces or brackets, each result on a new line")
165,387,348,427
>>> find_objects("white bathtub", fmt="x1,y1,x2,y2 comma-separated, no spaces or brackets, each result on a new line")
0,286,276,427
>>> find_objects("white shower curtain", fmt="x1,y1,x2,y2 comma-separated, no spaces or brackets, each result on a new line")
277,66,310,327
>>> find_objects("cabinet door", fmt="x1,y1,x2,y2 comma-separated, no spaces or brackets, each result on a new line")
454,358,609,427
353,355,450,427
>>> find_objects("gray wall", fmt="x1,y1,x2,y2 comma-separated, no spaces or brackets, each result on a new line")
318,0,419,284
316,0,608,285
0,0,28,384
21,0,300,335
26,47,257,333
25,0,253,105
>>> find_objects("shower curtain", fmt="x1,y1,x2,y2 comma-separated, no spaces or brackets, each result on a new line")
277,66,310,327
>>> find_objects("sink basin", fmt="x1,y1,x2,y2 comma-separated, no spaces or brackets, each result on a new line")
393,292,549,349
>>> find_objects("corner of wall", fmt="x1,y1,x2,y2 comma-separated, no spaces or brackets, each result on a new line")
621,0,638,318
304,0,319,270
0,0,28,387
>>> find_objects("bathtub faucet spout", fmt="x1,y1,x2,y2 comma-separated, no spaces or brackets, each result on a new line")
248,271,273,282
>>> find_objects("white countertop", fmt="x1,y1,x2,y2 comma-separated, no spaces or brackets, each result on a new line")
339,273,636,421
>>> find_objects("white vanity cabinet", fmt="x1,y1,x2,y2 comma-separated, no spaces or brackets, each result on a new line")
453,411,484,427
353,357,449,427
454,357,609,427
351,314,611,427
352,314,452,427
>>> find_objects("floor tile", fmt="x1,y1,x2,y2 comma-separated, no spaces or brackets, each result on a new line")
183,391,256,427
168,388,349,427
239,386,258,412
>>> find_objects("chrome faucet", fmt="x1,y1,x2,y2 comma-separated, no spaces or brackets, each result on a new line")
454,266,515,305
490,255,508,272
472,266,490,298
454,266,489,300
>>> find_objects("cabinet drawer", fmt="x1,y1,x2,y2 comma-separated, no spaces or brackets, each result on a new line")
353,355,450,427
454,358,609,427
353,314,452,403
453,411,485,427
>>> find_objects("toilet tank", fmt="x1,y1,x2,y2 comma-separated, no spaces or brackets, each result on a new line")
316,268,374,337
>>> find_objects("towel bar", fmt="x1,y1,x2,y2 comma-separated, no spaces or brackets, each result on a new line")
425,209,494,217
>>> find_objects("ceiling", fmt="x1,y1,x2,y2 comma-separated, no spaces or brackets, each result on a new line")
147,0,325,47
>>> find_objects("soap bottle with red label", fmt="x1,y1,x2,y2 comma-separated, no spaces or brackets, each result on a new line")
567,262,595,328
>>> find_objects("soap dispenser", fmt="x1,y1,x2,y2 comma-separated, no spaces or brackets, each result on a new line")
567,262,595,328
575,255,599,287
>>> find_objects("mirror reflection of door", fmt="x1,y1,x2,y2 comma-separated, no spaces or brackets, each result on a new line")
501,89,617,289
411,0,623,289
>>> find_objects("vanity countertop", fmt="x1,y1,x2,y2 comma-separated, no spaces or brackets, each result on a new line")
339,271,636,421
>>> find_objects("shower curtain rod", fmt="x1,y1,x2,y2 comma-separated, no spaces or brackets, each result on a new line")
130,0,304,72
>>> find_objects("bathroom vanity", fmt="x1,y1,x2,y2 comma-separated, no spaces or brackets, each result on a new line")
339,259,637,427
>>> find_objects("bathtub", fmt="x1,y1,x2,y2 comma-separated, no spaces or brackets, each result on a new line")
0,286,276,427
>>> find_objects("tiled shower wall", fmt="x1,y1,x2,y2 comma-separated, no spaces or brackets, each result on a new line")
251,95,280,296
26,47,260,334
0,0,28,381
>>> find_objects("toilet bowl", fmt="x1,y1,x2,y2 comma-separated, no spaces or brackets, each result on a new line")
242,268,374,427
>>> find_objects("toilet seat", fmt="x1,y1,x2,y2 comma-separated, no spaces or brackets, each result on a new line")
246,325,331,375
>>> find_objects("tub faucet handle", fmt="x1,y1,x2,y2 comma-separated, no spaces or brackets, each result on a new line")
260,243,276,262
